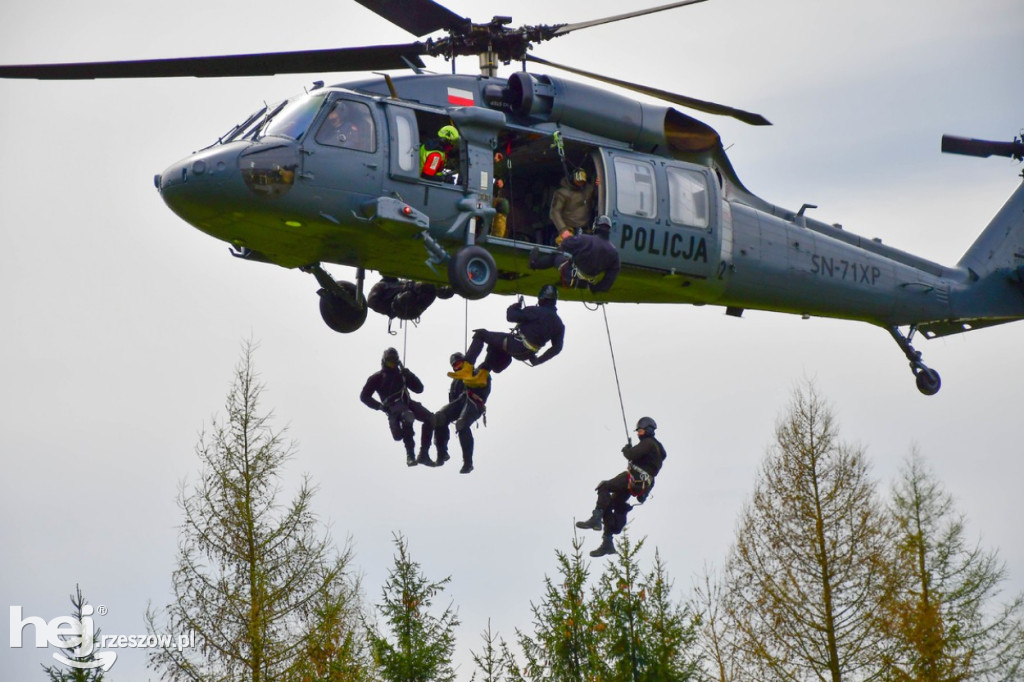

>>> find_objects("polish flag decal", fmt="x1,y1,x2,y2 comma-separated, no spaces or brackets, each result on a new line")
447,87,474,106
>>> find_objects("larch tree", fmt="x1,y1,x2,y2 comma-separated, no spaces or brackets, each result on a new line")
366,533,459,682
146,340,363,682
722,382,895,681
880,448,1024,681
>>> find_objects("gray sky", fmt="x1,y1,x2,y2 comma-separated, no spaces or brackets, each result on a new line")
2,0,1023,679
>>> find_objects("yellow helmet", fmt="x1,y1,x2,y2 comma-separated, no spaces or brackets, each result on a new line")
438,125,460,142
572,168,587,184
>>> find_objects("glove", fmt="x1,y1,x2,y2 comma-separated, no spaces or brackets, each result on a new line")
621,443,632,455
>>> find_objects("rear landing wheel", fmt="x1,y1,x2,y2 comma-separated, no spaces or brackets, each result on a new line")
318,281,367,333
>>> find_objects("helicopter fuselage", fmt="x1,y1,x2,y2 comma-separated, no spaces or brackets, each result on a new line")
156,72,1024,345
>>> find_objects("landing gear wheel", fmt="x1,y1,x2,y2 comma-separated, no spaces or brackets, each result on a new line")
914,367,941,396
448,245,497,300
318,281,367,333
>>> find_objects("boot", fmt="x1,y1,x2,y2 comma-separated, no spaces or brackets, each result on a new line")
575,508,603,532
436,449,450,466
406,450,417,467
589,534,616,558
463,368,489,388
447,361,475,381
459,458,474,474
416,449,435,467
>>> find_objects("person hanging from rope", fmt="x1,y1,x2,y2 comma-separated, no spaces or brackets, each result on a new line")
359,347,435,467
576,416,667,558
549,167,597,241
433,351,490,474
529,215,620,293
366,276,455,325
448,284,565,389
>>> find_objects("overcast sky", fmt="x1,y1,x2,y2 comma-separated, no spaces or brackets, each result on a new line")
2,0,1023,679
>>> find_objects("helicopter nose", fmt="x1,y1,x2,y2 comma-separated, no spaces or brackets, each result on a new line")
156,144,249,230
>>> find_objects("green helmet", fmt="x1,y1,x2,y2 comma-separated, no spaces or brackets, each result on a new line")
438,125,459,142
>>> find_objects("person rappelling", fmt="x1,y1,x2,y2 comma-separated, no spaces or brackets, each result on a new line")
447,284,565,388
529,214,621,293
359,347,435,467
576,416,666,557
433,351,490,474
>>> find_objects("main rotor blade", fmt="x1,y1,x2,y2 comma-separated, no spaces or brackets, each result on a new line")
352,0,468,37
525,55,771,126
553,0,709,36
0,44,426,80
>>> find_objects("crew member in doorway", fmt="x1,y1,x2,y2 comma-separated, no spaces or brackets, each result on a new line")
576,416,666,557
549,168,596,239
420,125,460,179
359,347,435,467
529,215,620,293
433,352,490,474
448,284,565,388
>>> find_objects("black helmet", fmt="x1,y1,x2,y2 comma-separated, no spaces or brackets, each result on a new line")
449,351,465,367
538,284,558,303
382,347,400,367
635,416,657,434
594,215,612,233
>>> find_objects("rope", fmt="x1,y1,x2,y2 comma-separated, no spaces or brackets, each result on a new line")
601,304,632,446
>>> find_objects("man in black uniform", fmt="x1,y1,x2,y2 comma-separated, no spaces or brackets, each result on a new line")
529,215,620,294
359,347,434,467
448,284,565,388
576,416,666,557
366,276,454,324
433,352,490,474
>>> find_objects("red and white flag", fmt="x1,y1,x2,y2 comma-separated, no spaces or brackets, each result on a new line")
447,87,474,107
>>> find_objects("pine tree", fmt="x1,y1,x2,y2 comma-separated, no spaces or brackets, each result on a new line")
590,535,700,682
146,340,363,682
880,448,1024,680
513,535,599,682
41,585,108,682
367,533,459,682
722,382,895,681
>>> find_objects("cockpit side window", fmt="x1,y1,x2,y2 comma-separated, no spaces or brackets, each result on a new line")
314,100,376,153
666,166,709,229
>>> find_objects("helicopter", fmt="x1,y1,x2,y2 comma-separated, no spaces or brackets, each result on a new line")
2,0,1022,397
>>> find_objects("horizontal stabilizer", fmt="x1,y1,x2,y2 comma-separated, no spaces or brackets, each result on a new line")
941,135,1024,161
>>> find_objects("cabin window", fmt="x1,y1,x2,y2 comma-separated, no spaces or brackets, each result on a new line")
666,166,709,229
259,93,326,141
613,157,657,218
314,100,376,153
393,114,416,172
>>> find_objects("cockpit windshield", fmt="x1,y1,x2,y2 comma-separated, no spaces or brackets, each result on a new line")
256,93,327,141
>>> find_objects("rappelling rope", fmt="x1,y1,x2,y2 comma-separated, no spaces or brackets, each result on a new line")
601,304,632,446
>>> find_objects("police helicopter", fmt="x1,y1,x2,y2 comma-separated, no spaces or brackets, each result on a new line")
2,0,1022,397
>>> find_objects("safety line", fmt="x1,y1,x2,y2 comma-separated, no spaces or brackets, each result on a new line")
601,304,631,445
